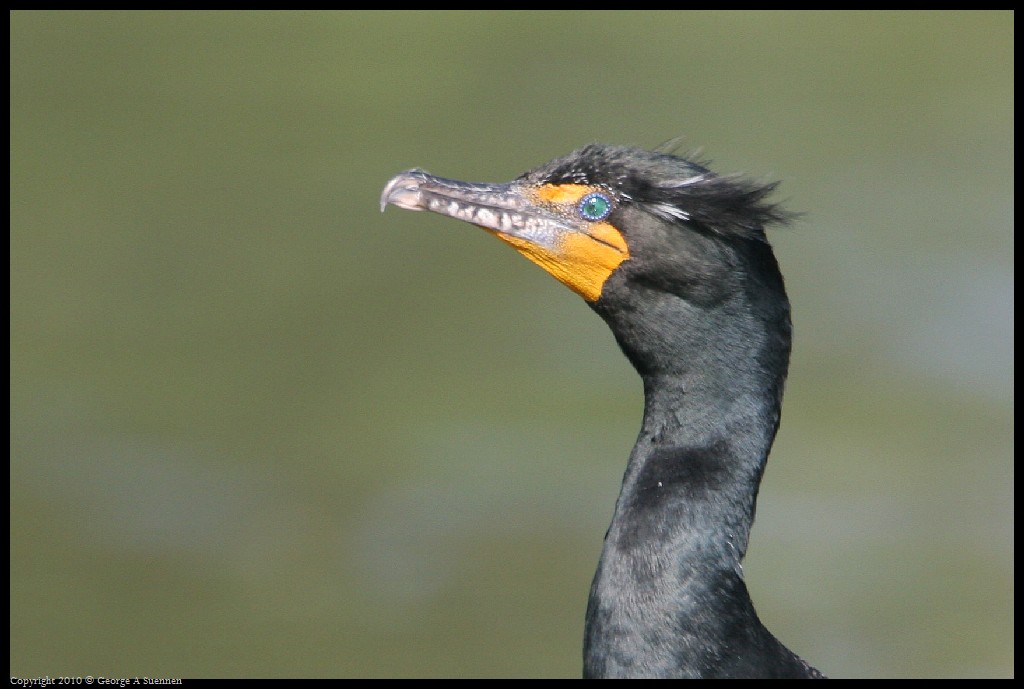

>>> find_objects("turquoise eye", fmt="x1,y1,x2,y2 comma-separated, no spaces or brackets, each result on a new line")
579,192,612,221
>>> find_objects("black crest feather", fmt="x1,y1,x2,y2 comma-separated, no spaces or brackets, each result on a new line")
523,143,794,240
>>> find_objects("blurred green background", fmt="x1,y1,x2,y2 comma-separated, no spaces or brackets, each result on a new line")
10,11,1013,678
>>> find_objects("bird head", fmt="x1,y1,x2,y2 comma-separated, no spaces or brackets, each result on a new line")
381,143,792,375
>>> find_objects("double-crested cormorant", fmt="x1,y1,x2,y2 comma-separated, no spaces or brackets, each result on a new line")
380,143,825,679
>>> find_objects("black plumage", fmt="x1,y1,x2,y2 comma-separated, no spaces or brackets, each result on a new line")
381,143,825,679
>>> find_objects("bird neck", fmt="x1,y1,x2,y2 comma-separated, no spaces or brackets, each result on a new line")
630,371,778,554
580,234,817,677
583,360,796,678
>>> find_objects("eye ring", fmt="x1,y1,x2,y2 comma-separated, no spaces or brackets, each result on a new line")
578,192,613,222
